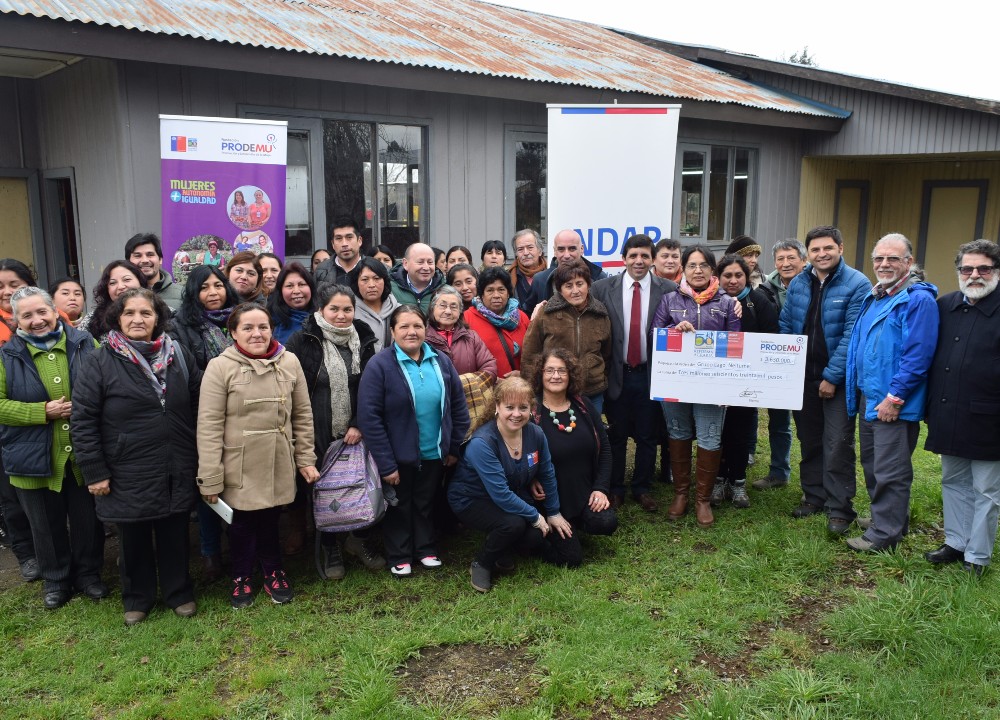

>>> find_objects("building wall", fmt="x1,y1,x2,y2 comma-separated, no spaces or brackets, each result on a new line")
32,58,132,290
117,60,547,261
679,118,804,263
751,70,1000,157
798,156,1000,289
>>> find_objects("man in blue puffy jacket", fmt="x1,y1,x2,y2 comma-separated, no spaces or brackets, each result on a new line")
780,226,870,534
844,233,938,551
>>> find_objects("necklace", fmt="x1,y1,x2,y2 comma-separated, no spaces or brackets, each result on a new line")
548,405,577,433
501,431,522,458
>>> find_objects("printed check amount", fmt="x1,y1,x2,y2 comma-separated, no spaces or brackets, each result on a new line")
650,330,808,410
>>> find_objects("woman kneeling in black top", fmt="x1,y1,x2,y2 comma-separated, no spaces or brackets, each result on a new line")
530,348,617,566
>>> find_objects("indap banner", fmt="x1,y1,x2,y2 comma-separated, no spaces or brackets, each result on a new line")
159,115,287,286
546,104,681,272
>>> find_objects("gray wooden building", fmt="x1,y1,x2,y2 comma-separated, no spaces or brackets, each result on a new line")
0,0,996,295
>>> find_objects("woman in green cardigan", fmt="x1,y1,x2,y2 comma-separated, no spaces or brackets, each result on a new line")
0,286,105,610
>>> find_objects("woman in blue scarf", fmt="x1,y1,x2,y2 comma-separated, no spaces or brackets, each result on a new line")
267,262,317,345
171,265,241,581
463,267,530,379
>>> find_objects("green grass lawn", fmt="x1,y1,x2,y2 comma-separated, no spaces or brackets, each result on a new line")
2,423,998,720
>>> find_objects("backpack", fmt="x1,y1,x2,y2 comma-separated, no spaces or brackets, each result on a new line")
312,438,387,533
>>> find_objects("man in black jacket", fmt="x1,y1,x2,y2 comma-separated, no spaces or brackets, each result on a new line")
522,229,607,316
923,239,1000,577
314,216,365,286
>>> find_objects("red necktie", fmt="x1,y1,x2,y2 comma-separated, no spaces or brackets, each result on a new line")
627,280,642,367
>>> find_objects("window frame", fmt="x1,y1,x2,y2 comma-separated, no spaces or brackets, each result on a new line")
673,142,758,249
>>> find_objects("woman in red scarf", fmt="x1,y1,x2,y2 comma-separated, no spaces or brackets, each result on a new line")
651,245,741,528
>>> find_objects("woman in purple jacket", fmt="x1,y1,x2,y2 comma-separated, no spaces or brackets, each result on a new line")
651,245,740,529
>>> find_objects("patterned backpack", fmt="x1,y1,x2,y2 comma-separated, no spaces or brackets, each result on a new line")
312,438,387,533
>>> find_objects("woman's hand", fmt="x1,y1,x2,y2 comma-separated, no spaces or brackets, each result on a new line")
532,514,550,536
383,471,400,486
44,396,72,420
588,491,610,512
300,465,320,484
530,300,547,321
204,494,219,505
88,479,110,497
443,454,459,468
732,302,743,319
674,321,695,333
530,480,546,501
548,513,573,539
343,427,363,445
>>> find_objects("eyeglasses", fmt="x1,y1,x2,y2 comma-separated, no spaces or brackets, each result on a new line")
958,265,996,277
543,367,568,377
435,302,461,311
686,263,711,271
871,256,909,265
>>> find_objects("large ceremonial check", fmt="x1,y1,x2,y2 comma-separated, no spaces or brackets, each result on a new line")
650,330,808,410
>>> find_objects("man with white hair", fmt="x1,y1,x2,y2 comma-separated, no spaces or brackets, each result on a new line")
389,242,445,312
923,239,1000,576
844,233,938,552
508,229,548,305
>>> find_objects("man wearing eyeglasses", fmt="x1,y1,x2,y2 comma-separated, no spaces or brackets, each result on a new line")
923,239,1000,577
780,226,870,535
843,233,939,552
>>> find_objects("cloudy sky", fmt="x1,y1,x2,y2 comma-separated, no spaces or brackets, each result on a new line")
490,0,1000,102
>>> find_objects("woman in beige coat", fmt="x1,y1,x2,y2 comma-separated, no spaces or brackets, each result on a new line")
197,304,318,608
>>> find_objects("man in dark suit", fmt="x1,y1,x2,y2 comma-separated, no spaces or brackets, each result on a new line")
523,229,607,316
592,234,675,512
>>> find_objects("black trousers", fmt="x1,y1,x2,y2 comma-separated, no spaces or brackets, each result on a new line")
117,512,194,612
0,449,36,565
454,496,546,567
383,461,442,566
793,380,857,520
229,506,282,579
606,365,659,498
546,506,618,567
720,406,757,482
16,469,104,594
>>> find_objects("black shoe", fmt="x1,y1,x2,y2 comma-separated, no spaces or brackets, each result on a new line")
964,561,987,578
0,521,9,547
79,581,110,601
231,577,254,609
43,589,71,610
201,553,224,583
924,544,964,564
792,502,822,519
470,561,492,593
827,517,852,536
263,569,294,604
19,558,40,582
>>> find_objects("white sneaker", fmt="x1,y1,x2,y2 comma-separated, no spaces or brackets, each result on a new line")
389,563,412,577
419,556,443,568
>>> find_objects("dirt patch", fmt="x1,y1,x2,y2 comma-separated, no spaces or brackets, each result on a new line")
395,643,539,715
564,692,691,720
691,542,717,554
694,620,770,682
833,555,878,591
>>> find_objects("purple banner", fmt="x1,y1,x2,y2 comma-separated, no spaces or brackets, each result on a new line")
160,116,287,287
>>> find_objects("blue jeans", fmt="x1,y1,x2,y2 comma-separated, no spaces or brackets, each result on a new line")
661,402,725,451
586,393,604,417
768,408,793,480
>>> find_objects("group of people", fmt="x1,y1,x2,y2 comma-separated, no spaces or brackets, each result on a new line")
1,218,997,627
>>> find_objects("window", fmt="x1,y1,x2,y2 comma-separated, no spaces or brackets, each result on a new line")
324,121,425,258
504,129,547,247
675,144,756,245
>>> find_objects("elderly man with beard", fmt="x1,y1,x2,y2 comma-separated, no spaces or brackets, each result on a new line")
844,233,938,552
923,239,1000,577
508,229,548,305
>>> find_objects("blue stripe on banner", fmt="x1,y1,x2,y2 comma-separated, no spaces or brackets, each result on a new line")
561,108,605,114
655,329,667,352
715,331,728,357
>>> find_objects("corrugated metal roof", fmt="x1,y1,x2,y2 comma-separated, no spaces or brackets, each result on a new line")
0,0,844,117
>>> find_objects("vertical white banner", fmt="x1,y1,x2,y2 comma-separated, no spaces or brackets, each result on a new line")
547,105,681,272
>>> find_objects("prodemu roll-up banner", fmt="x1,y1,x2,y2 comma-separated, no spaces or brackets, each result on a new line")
546,105,681,272
160,115,287,286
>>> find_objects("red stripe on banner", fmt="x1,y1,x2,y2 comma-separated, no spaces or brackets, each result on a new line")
727,332,744,358
667,329,683,353
653,397,681,402
605,108,669,114
600,260,625,267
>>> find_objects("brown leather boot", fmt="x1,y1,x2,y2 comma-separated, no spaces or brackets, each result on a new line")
695,447,723,528
667,439,693,520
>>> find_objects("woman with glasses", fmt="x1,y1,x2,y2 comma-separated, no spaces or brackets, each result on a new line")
652,245,740,528
529,348,616,567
